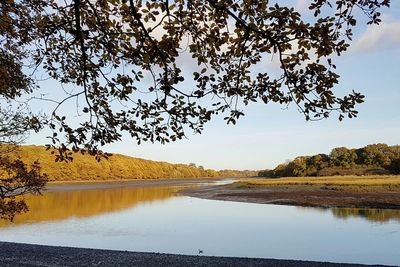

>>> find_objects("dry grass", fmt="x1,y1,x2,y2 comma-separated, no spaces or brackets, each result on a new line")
234,175,400,192
241,175,400,185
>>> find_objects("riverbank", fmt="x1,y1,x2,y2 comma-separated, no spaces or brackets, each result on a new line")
45,177,226,192
183,176,400,209
0,242,390,267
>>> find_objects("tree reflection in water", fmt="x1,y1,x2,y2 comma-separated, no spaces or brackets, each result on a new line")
2,184,399,226
0,185,189,227
331,208,400,223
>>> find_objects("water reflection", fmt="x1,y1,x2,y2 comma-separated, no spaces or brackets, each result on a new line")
294,206,400,223
2,182,400,227
330,207,400,223
0,184,188,227
0,182,399,265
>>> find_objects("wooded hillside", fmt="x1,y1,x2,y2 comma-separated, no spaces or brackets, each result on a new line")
259,144,400,177
8,145,255,181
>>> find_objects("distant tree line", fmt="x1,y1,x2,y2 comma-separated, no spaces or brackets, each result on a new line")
6,145,256,181
259,144,400,177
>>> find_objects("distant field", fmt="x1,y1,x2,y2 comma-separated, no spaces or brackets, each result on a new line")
236,175,400,192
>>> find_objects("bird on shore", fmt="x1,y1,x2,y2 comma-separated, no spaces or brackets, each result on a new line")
198,249,203,255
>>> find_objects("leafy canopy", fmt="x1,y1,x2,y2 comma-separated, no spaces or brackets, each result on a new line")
0,0,390,159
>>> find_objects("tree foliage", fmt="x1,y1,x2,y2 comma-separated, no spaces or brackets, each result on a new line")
0,0,390,159
0,107,47,221
6,145,256,181
0,57,46,221
258,143,400,177
0,81,47,222
0,153,48,221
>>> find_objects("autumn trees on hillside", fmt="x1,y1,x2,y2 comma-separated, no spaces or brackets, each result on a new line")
5,145,256,181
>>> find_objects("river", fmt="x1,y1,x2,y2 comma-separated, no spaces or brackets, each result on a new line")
0,179,399,266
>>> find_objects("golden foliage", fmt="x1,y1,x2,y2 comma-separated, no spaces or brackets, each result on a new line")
6,145,256,181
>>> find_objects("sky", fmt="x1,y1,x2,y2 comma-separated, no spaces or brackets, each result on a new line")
26,1,400,170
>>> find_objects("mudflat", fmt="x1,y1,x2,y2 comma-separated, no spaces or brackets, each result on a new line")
182,176,400,209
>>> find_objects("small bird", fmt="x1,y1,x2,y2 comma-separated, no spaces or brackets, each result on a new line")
198,249,203,255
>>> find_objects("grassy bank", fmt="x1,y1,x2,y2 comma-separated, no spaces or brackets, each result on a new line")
233,175,400,192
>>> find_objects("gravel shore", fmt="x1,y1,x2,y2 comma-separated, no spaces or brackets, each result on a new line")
0,242,391,267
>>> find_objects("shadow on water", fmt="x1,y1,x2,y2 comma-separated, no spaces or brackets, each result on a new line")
0,184,190,227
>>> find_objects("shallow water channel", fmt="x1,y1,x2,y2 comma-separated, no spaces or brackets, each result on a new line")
1,179,399,266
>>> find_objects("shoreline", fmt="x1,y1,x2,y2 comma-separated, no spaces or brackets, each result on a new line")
45,177,227,192
47,176,245,184
0,241,391,267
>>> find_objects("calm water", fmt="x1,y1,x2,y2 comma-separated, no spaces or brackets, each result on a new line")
1,180,400,266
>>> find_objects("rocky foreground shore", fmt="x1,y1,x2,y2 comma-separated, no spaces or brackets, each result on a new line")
0,242,391,267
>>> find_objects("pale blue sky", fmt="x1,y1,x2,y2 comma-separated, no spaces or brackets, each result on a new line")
26,1,400,170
